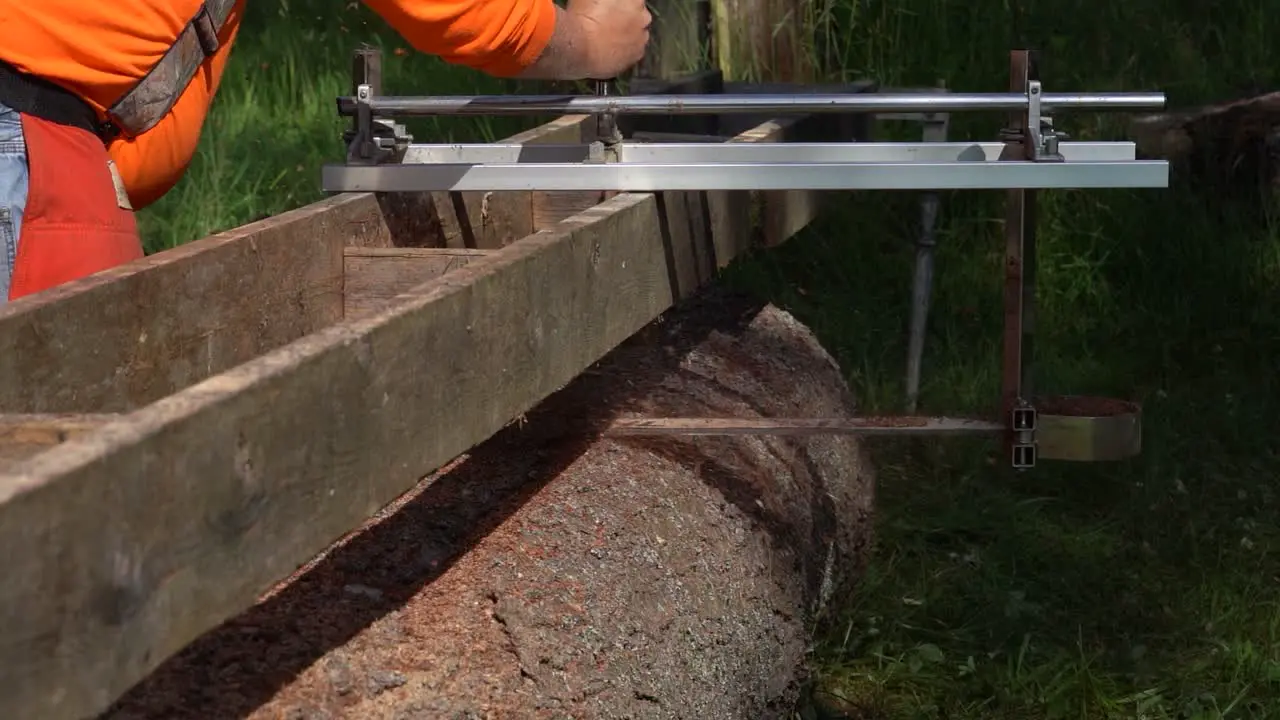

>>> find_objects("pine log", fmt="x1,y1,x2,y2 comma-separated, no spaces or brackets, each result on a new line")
99,288,876,720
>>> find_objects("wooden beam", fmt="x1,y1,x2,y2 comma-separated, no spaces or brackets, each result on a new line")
0,111,620,415
0,113,828,720
0,196,355,414
527,116,605,231
0,413,119,465
343,247,491,318
716,80,877,248
432,114,594,247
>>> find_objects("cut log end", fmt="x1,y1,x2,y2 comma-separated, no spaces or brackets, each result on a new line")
99,288,875,720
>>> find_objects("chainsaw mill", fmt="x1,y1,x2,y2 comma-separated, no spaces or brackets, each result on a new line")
321,48,1170,471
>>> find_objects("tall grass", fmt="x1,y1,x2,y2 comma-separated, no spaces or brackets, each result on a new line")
136,0,1280,717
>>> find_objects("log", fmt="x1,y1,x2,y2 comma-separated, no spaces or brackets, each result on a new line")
1129,90,1280,188
99,288,876,719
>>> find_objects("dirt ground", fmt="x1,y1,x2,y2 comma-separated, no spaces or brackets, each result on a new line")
100,288,877,720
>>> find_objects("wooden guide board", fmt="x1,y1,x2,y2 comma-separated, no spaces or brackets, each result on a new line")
0,78,852,719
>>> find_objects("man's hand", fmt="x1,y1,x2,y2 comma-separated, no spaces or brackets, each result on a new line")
568,0,651,77
520,0,651,80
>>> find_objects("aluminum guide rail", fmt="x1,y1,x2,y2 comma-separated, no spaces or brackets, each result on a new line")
327,138,1167,192
335,91,1166,117
323,45,1170,469
322,160,1168,193
396,140,1142,164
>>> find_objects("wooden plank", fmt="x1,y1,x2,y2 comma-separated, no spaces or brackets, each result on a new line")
343,247,490,318
696,114,840,260
718,85,878,248
526,116,605,231
0,112,621,415
436,114,594,247
0,413,119,464
726,97,839,249
620,99,869,290
0,114,825,720
0,196,357,414
626,118,805,302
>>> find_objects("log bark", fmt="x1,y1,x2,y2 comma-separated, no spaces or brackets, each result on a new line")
1129,91,1280,189
99,288,876,720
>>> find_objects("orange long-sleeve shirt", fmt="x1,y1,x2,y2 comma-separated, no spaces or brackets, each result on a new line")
0,0,556,209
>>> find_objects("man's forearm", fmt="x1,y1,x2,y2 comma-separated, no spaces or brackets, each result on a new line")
363,0,641,81
517,6,595,80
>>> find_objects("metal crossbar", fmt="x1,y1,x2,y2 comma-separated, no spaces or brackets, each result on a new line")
334,91,1166,117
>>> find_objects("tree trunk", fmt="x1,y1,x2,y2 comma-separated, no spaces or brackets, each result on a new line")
101,288,877,720
1130,91,1280,189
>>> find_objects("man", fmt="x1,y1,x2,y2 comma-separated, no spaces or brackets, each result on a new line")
0,0,650,302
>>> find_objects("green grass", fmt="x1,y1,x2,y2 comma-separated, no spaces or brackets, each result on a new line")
733,186,1280,719
724,2,1280,717
137,0,1280,717
135,0,538,251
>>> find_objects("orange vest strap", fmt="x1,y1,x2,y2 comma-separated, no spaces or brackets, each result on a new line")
104,0,237,139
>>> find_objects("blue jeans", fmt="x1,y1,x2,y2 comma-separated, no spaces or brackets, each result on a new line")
0,101,28,301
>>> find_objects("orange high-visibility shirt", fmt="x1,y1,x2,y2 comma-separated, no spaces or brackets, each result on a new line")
0,0,556,210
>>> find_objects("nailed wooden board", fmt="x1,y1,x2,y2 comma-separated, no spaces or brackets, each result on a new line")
0,414,118,465
0,110,831,720
343,247,490,318
431,114,593,247
0,103,642,416
0,196,356,414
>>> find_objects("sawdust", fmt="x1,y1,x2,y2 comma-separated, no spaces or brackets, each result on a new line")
99,288,876,720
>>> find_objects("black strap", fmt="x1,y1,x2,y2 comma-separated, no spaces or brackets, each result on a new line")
0,60,107,141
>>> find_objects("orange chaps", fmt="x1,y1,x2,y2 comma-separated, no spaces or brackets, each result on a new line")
8,114,143,302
